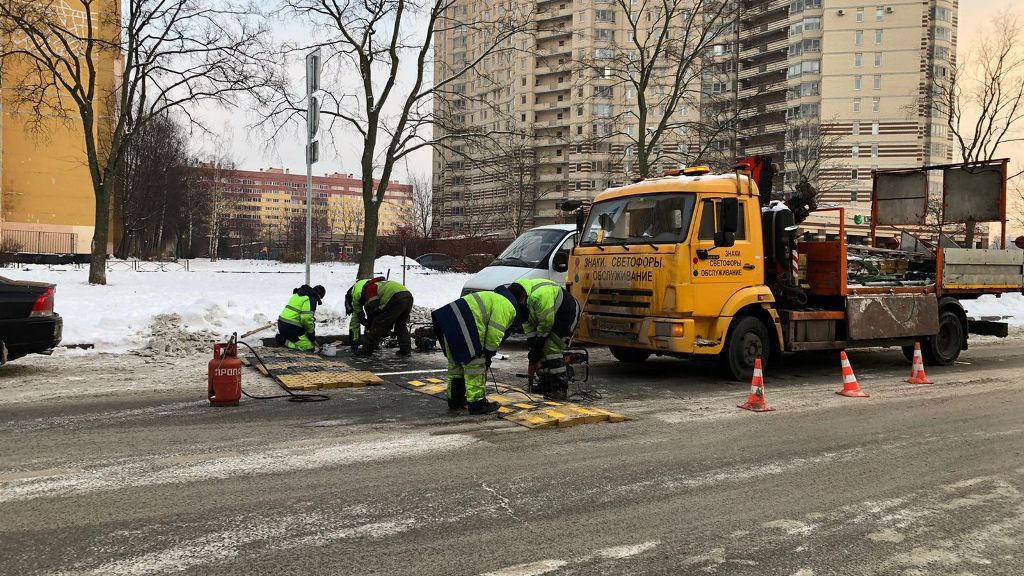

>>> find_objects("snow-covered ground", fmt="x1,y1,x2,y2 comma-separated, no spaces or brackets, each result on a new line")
1,256,1021,352
1,256,470,351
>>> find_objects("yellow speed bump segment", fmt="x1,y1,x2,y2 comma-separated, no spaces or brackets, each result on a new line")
401,379,630,430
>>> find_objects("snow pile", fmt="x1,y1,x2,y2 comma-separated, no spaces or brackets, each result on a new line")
963,293,1024,325
1,257,470,352
136,314,221,358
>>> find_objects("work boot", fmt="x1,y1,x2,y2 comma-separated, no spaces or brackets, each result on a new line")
467,399,500,415
353,346,375,357
448,378,467,411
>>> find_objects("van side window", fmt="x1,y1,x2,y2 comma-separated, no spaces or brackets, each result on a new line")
697,199,747,241
554,234,574,261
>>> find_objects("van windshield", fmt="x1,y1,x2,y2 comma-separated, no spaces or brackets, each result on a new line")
580,193,697,246
493,229,568,268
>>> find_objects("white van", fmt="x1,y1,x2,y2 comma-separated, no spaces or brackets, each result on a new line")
461,224,577,295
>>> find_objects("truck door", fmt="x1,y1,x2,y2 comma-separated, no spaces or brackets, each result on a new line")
689,198,761,316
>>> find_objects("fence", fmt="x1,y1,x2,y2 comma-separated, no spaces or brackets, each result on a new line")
1,228,78,254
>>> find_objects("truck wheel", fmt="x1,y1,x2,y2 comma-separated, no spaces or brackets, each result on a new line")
609,346,651,363
718,316,770,381
901,345,916,362
924,309,965,366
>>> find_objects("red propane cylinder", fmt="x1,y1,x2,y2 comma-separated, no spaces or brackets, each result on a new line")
208,342,242,406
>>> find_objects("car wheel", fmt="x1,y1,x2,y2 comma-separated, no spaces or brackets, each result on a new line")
609,346,651,363
923,309,965,366
718,316,769,381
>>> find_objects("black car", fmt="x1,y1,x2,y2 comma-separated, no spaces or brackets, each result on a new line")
0,276,63,364
415,253,454,272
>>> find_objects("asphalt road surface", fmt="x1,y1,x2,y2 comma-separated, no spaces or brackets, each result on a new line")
1,336,1023,575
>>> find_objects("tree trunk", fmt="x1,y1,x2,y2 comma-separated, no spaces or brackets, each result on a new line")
357,200,380,279
88,185,111,285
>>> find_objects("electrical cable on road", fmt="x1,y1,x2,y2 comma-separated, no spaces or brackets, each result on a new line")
234,339,330,403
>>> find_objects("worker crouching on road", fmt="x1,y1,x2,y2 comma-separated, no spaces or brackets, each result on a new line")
275,284,326,352
345,277,414,357
432,287,526,415
509,280,581,401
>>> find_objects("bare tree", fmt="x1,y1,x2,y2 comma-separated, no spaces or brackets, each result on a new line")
116,114,193,259
403,165,432,238
458,128,542,237
573,0,739,179
198,145,238,262
263,0,533,278
787,118,849,203
933,8,1024,246
0,0,273,284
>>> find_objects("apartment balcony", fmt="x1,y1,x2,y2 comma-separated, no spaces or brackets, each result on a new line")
534,82,571,95
536,100,571,111
738,99,788,119
747,121,787,137
740,0,789,22
743,141,786,156
537,27,572,41
536,6,572,21
535,61,571,76
535,118,570,129
738,58,788,80
738,79,787,99
538,155,569,165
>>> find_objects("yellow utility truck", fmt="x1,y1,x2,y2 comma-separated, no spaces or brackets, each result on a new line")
564,160,1023,381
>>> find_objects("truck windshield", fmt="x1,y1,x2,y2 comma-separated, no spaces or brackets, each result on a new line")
492,228,568,268
580,193,697,246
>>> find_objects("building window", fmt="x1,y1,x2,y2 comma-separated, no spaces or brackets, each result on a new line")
595,29,614,42
874,53,882,67
852,121,860,135
854,76,862,90
801,60,820,74
853,98,861,112
932,6,952,22
855,30,864,45
852,143,860,158
856,7,864,22
851,168,859,180
875,6,884,21
875,29,883,44
872,97,880,112
873,75,881,89
854,52,862,67
871,143,878,158
934,46,950,60
872,121,880,135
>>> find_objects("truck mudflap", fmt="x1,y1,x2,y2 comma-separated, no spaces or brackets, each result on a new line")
846,294,939,340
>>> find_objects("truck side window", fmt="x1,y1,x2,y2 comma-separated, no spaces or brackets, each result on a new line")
697,200,747,241
698,200,716,240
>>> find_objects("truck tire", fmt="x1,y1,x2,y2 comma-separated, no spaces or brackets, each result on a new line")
609,346,651,363
901,345,916,362
718,316,770,381
923,309,966,366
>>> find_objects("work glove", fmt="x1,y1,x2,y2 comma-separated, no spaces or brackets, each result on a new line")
483,350,496,370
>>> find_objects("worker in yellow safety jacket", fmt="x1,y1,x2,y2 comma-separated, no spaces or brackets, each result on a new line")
508,279,581,401
275,285,326,352
345,277,414,356
431,286,526,415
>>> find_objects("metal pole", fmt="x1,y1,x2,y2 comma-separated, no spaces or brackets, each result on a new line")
305,102,312,286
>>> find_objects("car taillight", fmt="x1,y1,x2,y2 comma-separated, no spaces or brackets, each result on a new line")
30,287,55,317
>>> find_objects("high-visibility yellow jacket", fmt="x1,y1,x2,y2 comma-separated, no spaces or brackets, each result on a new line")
514,278,563,339
279,292,315,335
348,278,410,339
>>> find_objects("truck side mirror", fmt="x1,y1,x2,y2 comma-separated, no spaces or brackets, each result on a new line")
552,250,569,273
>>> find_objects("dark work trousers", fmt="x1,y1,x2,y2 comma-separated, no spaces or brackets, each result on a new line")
366,291,414,352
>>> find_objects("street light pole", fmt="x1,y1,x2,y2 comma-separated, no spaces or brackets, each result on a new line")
305,48,321,286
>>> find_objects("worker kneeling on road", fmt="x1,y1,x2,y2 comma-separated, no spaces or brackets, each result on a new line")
275,284,326,352
508,279,581,401
345,277,414,357
432,287,526,415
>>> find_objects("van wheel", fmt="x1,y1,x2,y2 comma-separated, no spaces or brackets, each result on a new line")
924,309,965,366
718,316,769,381
609,346,651,363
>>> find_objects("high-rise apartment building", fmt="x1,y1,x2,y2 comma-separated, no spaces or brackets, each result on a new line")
739,0,958,243
433,0,958,244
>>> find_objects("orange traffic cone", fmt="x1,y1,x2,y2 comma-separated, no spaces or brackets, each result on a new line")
837,351,870,398
738,358,775,412
905,342,934,385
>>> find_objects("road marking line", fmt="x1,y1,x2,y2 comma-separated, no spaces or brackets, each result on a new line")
479,560,568,576
594,540,661,559
376,369,448,376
